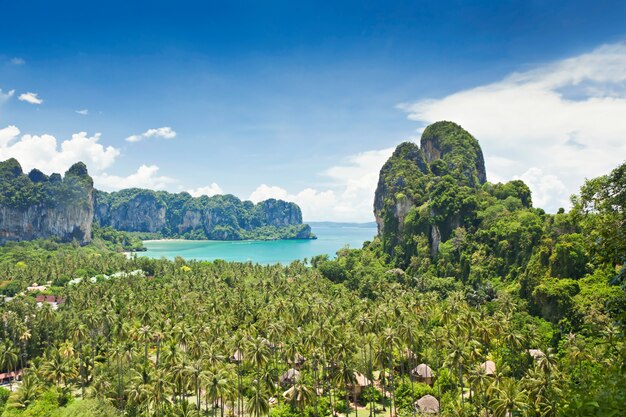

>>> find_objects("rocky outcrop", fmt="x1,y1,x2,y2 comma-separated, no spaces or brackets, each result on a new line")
374,142,429,234
0,158,313,244
0,159,94,244
254,199,303,227
95,190,166,232
420,121,486,187
95,190,313,240
373,121,487,264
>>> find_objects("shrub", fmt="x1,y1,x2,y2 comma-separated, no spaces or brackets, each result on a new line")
59,399,118,417
394,377,434,412
0,386,10,409
359,386,382,406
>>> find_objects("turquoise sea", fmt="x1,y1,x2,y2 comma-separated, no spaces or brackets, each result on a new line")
137,223,377,264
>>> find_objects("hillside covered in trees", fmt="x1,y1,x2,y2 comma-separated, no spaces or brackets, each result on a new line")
0,121,624,417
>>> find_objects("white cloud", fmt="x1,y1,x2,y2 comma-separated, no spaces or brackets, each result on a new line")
75,109,89,116
250,184,339,220
18,92,43,105
0,125,20,147
0,125,179,192
126,126,176,142
399,42,626,212
10,58,25,65
0,127,120,174
516,167,569,209
249,148,393,222
95,165,176,191
0,88,15,103
188,183,223,197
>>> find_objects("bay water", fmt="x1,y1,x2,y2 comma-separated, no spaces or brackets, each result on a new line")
138,223,377,264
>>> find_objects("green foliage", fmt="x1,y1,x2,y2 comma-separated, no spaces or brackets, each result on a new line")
549,234,588,279
420,121,487,187
0,387,9,411
359,386,382,405
0,159,92,210
57,399,118,417
317,260,347,283
0,280,23,297
95,188,314,240
270,404,301,417
486,180,532,208
91,225,145,252
532,278,580,323
394,377,434,412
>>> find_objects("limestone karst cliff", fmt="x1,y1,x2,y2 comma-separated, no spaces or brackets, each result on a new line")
94,189,313,240
0,159,94,244
373,121,492,264
0,159,313,244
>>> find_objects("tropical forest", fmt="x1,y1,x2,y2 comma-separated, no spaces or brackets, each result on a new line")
0,121,624,417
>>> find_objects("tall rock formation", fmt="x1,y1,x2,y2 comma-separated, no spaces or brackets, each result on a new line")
94,190,313,240
374,121,487,264
95,189,167,232
0,159,94,244
0,158,313,244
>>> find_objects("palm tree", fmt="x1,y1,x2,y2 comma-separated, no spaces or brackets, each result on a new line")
284,374,315,410
246,337,271,417
468,364,491,414
0,340,19,390
43,347,76,390
203,366,230,417
246,384,270,417
489,378,527,417
380,327,400,417
189,359,204,416
5,372,42,410
445,335,468,407
70,321,90,398
150,367,172,417
127,367,151,415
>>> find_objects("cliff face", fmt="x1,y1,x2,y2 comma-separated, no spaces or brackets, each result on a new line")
95,190,313,240
420,121,487,187
95,191,166,232
373,121,487,264
0,158,312,244
254,199,303,227
0,159,94,244
373,142,429,234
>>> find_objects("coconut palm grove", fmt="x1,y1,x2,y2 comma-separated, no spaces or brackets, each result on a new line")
0,120,624,417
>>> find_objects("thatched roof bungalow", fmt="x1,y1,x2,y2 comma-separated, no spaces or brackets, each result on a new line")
347,372,371,396
411,363,434,385
480,360,496,376
287,353,306,368
415,395,439,414
280,368,301,385
230,349,243,363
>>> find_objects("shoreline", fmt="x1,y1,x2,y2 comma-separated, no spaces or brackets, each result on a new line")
142,238,188,243
142,237,320,243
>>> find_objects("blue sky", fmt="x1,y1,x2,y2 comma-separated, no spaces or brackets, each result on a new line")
1,1,626,221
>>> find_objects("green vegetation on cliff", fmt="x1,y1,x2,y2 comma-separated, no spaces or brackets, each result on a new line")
370,121,624,333
0,159,94,244
95,189,314,240
0,159,92,210
0,158,314,244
